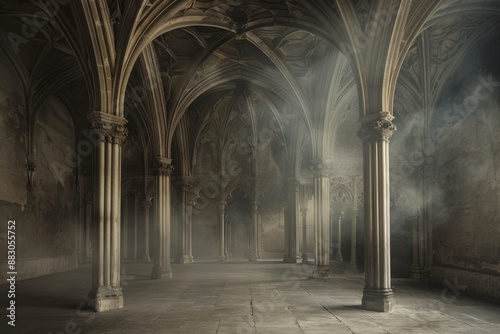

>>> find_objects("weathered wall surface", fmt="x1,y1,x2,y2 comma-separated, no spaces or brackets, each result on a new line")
0,53,78,281
430,39,500,301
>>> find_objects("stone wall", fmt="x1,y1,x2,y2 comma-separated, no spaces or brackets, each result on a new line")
430,37,500,300
0,53,79,280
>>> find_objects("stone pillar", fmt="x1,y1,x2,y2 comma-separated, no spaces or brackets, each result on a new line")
142,198,152,262
177,180,193,264
358,111,396,312
218,201,227,262
311,160,331,278
349,208,358,272
284,181,301,263
133,194,139,259
151,158,173,279
87,112,127,312
301,205,308,264
249,201,259,261
121,197,128,260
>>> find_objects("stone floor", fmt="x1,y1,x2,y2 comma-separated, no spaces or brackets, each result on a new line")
1,260,500,334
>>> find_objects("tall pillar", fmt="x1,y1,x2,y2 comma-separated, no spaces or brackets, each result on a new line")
142,198,152,262
218,201,227,262
87,112,127,312
349,208,358,272
358,111,396,312
177,179,193,263
284,181,301,263
249,201,259,261
301,205,308,264
151,158,173,279
133,194,139,259
311,160,331,277
121,197,128,260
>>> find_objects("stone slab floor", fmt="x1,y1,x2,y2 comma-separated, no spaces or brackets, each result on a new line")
1,261,499,334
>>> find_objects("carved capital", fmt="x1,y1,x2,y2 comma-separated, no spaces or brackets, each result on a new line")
310,159,331,178
358,112,396,143
251,201,260,211
217,201,227,211
152,157,174,175
87,112,128,145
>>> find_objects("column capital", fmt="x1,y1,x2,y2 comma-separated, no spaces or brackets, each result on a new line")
357,112,396,143
251,201,260,210
217,201,227,210
152,157,174,175
310,159,331,178
88,112,128,144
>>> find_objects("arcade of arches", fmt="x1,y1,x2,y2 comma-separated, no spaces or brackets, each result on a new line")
0,0,499,322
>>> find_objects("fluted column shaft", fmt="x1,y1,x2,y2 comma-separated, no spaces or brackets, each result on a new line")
312,160,331,277
151,158,173,279
358,111,396,312
178,179,194,264
87,112,127,312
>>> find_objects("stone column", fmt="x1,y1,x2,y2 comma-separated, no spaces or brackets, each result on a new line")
133,195,139,259
349,208,358,272
358,111,396,312
87,112,127,312
311,160,331,277
121,197,128,260
284,181,301,263
218,201,227,262
249,201,259,261
301,206,308,264
151,158,173,279
142,198,152,262
177,180,193,263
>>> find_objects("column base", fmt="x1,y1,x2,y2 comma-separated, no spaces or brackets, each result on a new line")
312,265,330,278
283,256,302,264
151,266,173,279
87,286,123,312
334,253,344,262
410,265,423,280
189,256,195,263
362,289,395,312
177,255,190,264
143,253,151,263
248,254,258,262
218,255,227,262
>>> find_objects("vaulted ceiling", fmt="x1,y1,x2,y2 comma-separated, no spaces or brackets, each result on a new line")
0,0,499,176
